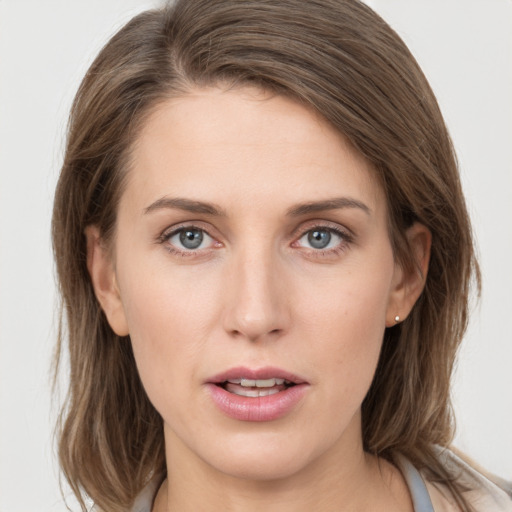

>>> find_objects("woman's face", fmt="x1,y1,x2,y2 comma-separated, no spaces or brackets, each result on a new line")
95,87,413,480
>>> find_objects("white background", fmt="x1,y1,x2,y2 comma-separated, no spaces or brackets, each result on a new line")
0,1,510,510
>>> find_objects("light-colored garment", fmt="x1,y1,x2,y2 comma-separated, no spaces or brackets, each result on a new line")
422,449,512,512
130,449,512,512
130,478,161,512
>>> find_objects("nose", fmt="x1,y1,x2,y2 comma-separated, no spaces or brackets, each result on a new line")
223,245,290,342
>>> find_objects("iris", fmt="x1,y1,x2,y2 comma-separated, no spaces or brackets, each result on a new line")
308,229,331,249
179,229,203,249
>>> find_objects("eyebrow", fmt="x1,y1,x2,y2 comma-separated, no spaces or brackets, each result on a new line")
144,197,226,216
144,196,370,217
286,197,371,216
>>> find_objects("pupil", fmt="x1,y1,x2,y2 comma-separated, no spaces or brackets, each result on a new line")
180,229,203,249
308,230,331,249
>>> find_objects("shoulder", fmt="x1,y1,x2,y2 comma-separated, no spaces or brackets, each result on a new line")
423,448,512,512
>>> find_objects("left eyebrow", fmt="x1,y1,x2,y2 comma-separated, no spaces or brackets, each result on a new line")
286,197,371,217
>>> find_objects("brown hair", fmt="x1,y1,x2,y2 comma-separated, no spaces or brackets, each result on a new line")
52,1,480,510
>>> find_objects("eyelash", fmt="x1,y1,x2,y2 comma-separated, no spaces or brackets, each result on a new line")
157,223,353,258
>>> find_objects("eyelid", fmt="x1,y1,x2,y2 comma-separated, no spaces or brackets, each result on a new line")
159,220,214,239
291,219,354,240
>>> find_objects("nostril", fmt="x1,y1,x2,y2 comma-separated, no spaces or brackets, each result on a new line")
228,327,282,342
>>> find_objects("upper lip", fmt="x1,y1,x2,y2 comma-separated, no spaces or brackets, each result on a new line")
207,366,308,385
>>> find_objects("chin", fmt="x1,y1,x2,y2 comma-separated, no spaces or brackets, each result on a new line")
216,455,309,482
200,433,320,482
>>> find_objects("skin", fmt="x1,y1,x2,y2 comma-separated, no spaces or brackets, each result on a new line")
87,86,431,511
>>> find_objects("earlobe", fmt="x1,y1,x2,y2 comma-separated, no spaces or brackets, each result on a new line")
386,222,432,327
85,225,129,336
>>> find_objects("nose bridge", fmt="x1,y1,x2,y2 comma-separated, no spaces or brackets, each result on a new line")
224,239,288,341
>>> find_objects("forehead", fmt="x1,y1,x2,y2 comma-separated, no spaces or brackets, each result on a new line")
125,86,385,215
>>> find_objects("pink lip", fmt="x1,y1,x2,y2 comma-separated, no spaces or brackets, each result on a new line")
206,366,309,422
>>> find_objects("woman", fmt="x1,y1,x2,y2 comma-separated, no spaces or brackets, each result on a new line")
52,0,511,511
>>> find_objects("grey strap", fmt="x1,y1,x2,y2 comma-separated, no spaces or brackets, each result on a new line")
395,455,435,512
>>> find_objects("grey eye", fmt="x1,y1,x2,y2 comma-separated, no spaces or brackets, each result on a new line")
297,228,343,251
307,229,332,249
179,229,204,249
166,227,214,251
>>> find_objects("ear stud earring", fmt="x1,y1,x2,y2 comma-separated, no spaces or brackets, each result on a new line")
394,315,400,323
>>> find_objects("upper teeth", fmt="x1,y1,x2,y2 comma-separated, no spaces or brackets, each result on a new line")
227,378,286,387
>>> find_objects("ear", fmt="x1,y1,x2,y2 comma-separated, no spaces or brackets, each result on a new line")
85,225,129,336
385,222,432,327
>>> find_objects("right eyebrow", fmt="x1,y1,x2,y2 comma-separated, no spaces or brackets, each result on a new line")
143,197,227,216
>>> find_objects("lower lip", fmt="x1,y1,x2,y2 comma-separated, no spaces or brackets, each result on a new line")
206,383,309,422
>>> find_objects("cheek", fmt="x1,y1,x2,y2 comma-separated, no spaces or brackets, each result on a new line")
116,259,223,402
298,256,392,338
295,254,394,391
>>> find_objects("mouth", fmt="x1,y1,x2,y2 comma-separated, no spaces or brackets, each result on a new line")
208,366,306,395
206,367,308,421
